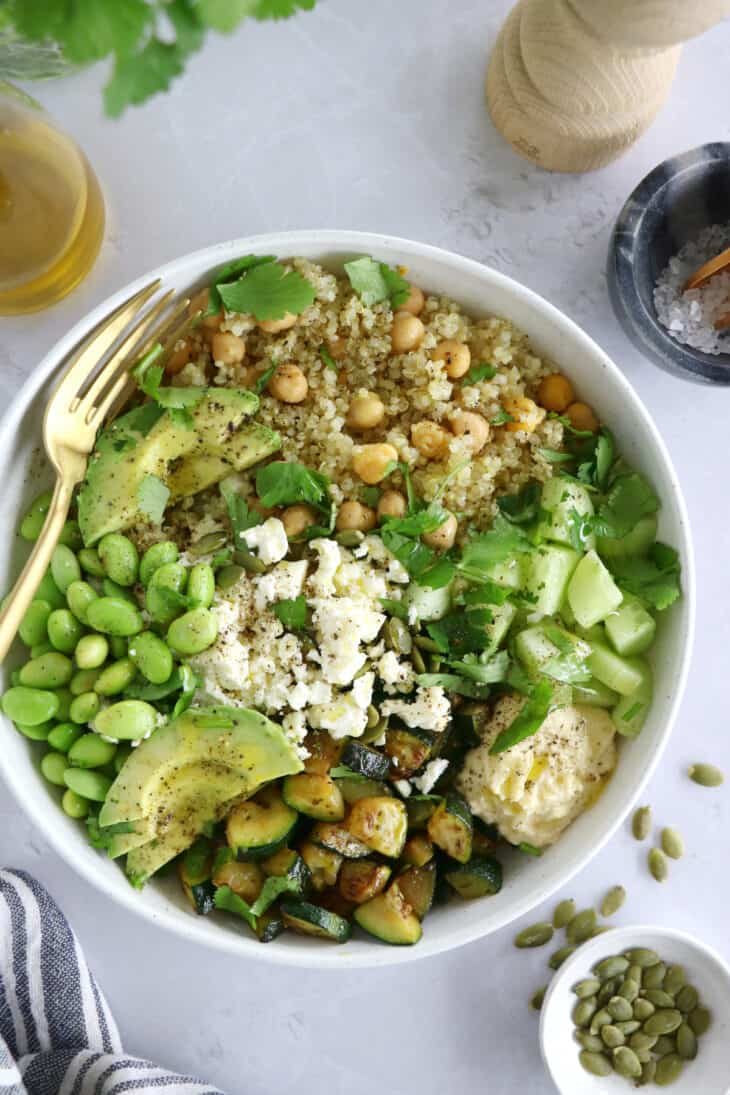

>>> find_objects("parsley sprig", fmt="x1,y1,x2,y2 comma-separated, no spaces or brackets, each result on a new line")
344,257,412,309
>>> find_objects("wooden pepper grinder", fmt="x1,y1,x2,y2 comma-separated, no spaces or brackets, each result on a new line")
486,0,730,173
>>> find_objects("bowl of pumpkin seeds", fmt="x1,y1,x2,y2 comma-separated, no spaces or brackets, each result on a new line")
540,925,730,1093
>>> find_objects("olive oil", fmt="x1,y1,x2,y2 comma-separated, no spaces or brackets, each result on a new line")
0,97,104,314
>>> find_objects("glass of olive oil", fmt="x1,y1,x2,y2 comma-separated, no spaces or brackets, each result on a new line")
0,82,105,315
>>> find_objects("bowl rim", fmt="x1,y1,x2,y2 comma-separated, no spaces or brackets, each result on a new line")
0,229,696,968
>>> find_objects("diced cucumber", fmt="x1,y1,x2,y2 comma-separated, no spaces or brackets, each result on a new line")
485,600,517,652
604,596,656,657
526,545,580,617
539,478,596,550
515,625,559,675
483,556,525,591
587,640,646,697
567,550,623,628
597,514,657,560
405,581,452,622
612,662,652,737
571,677,619,708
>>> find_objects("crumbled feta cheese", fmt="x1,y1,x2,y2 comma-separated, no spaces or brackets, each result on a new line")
253,560,308,612
282,710,309,760
309,538,341,594
307,691,368,739
381,686,451,733
351,671,374,710
393,779,412,797
412,758,449,794
311,596,384,686
241,517,288,565
378,650,415,694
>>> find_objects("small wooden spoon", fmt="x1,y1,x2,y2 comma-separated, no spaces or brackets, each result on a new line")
683,246,730,330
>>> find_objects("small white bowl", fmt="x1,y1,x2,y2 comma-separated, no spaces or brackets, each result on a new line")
540,925,730,1095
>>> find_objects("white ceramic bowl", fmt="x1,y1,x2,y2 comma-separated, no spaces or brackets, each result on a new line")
541,925,730,1094
0,231,695,968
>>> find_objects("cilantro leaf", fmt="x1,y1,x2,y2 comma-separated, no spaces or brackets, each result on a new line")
137,474,170,524
491,409,515,426
566,506,594,553
213,884,257,930
379,264,412,310
595,430,614,488
446,650,509,683
416,556,457,590
594,473,659,539
253,0,316,18
104,39,185,118
132,342,204,427
537,448,574,464
459,581,512,606
124,664,198,703
195,0,258,32
57,0,151,64
379,528,435,581
621,701,645,722
489,680,553,754
218,262,315,321
497,481,542,526
361,486,381,508
344,257,411,309
318,344,338,372
380,597,409,620
166,0,206,56
207,254,275,314
272,595,308,630
458,515,530,581
254,362,278,394
330,765,369,782
256,461,329,508
415,673,491,699
220,480,261,547
427,607,493,656
86,815,135,851
462,362,497,386
607,542,681,611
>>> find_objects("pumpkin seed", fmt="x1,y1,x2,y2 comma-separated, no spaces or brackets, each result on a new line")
643,961,667,989
644,1009,682,1036
618,978,640,1003
633,998,655,1021
588,925,611,938
548,944,576,969
653,1035,677,1058
639,1058,657,1085
616,1020,640,1036
529,985,546,1011
688,762,724,787
627,963,643,985
572,998,598,1027
648,847,669,882
644,989,675,1008
676,984,699,1013
612,1045,642,1079
365,705,380,730
595,955,630,978
675,1022,697,1060
579,1050,611,1077
575,1031,604,1052
413,635,442,653
216,564,245,590
624,947,661,968
233,548,267,574
634,1046,652,1065
573,978,601,999
688,1006,711,1035
514,921,554,948
629,1032,658,1053
590,1008,612,1035
411,645,426,674
335,530,364,547
655,1053,684,1085
566,908,597,944
552,897,576,928
607,996,633,1022
660,827,684,860
600,1024,624,1048
188,530,227,557
663,965,685,996
597,978,620,1006
383,617,411,655
599,885,626,918
632,804,652,840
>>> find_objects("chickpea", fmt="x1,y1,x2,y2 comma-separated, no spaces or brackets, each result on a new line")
399,284,425,316
411,420,450,460
432,339,471,379
211,331,246,365
448,410,490,454
422,512,458,551
346,391,385,431
352,442,399,484
248,497,276,520
391,312,425,354
336,500,378,532
165,338,192,376
503,395,545,434
268,363,308,403
565,401,599,433
282,504,318,539
327,337,348,361
537,372,574,413
259,312,298,334
377,489,407,520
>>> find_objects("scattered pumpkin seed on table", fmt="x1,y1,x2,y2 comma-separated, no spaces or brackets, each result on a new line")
660,827,684,860
566,908,597,944
688,762,724,787
529,985,546,1011
632,804,652,840
514,921,554,948
552,897,576,928
648,847,669,882
599,885,626,918
548,943,576,969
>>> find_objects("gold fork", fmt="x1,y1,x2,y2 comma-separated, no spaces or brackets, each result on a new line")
0,280,192,663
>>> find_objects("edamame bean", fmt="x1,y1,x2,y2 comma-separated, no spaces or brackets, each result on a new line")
50,544,81,593
47,722,84,752
187,563,215,609
167,607,218,656
139,541,179,585
58,520,83,550
36,569,66,609
54,688,73,720
68,733,117,769
74,634,109,669
113,742,132,773
19,652,73,689
41,750,70,785
69,691,100,724
94,657,137,696
62,788,90,819
31,641,54,658
47,608,85,653
20,490,53,541
78,547,106,578
128,631,173,684
63,768,112,802
86,596,143,637
102,578,137,603
93,699,158,741
70,667,101,695
98,533,139,586
66,580,99,624
19,600,52,646
10,670,21,686
109,636,128,659
2,686,59,725
146,563,188,624
15,720,53,742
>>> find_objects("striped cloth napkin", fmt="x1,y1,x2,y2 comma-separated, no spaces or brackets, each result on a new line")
0,870,224,1095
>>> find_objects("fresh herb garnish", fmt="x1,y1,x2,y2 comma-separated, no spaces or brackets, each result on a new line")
272,595,308,630
518,842,543,857
220,480,262,548
458,581,512,606
249,873,302,917
318,344,339,372
207,254,276,315
489,680,553,754
213,884,257,930
446,650,509,683
458,515,529,581
218,261,316,321
132,341,204,428
137,474,170,524
254,362,278,394
255,460,334,538
427,607,494,656
593,472,659,539
566,506,594,553
415,673,491,699
607,542,681,611
537,448,574,464
361,486,381,508
496,481,542,526
491,409,515,426
329,765,369,782
462,361,497,386
344,256,411,309
380,597,409,620
86,814,135,851
171,664,198,718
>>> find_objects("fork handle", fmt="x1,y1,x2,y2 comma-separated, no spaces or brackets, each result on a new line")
0,476,75,665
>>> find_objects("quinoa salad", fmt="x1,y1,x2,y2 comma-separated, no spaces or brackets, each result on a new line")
2,254,683,946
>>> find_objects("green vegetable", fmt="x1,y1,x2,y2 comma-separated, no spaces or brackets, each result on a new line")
457,515,529,581
593,473,659,540
254,362,278,394
489,680,553,754
496,481,542,526
272,595,308,630
206,254,275,314
137,474,170,523
318,344,338,372
491,410,515,426
461,361,497,385
344,256,411,309
606,542,681,611
255,460,334,538
218,261,315,321
213,885,257,931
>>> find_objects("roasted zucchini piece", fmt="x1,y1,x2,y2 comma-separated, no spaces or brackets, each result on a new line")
445,856,503,899
427,792,473,864
472,817,500,857
310,821,371,859
340,740,391,780
338,859,392,904
282,773,345,821
281,900,351,942
384,726,435,777
226,786,298,859
338,776,392,805
394,862,436,918
353,883,422,945
406,795,439,830
347,796,408,858
255,909,285,943
212,858,265,903
317,886,356,920
302,730,342,775
299,840,343,890
178,836,215,914
400,832,434,868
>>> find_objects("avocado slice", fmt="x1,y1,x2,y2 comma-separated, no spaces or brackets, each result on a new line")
98,706,303,884
78,389,280,544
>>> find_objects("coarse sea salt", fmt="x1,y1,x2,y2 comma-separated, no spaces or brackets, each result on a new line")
653,221,730,355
